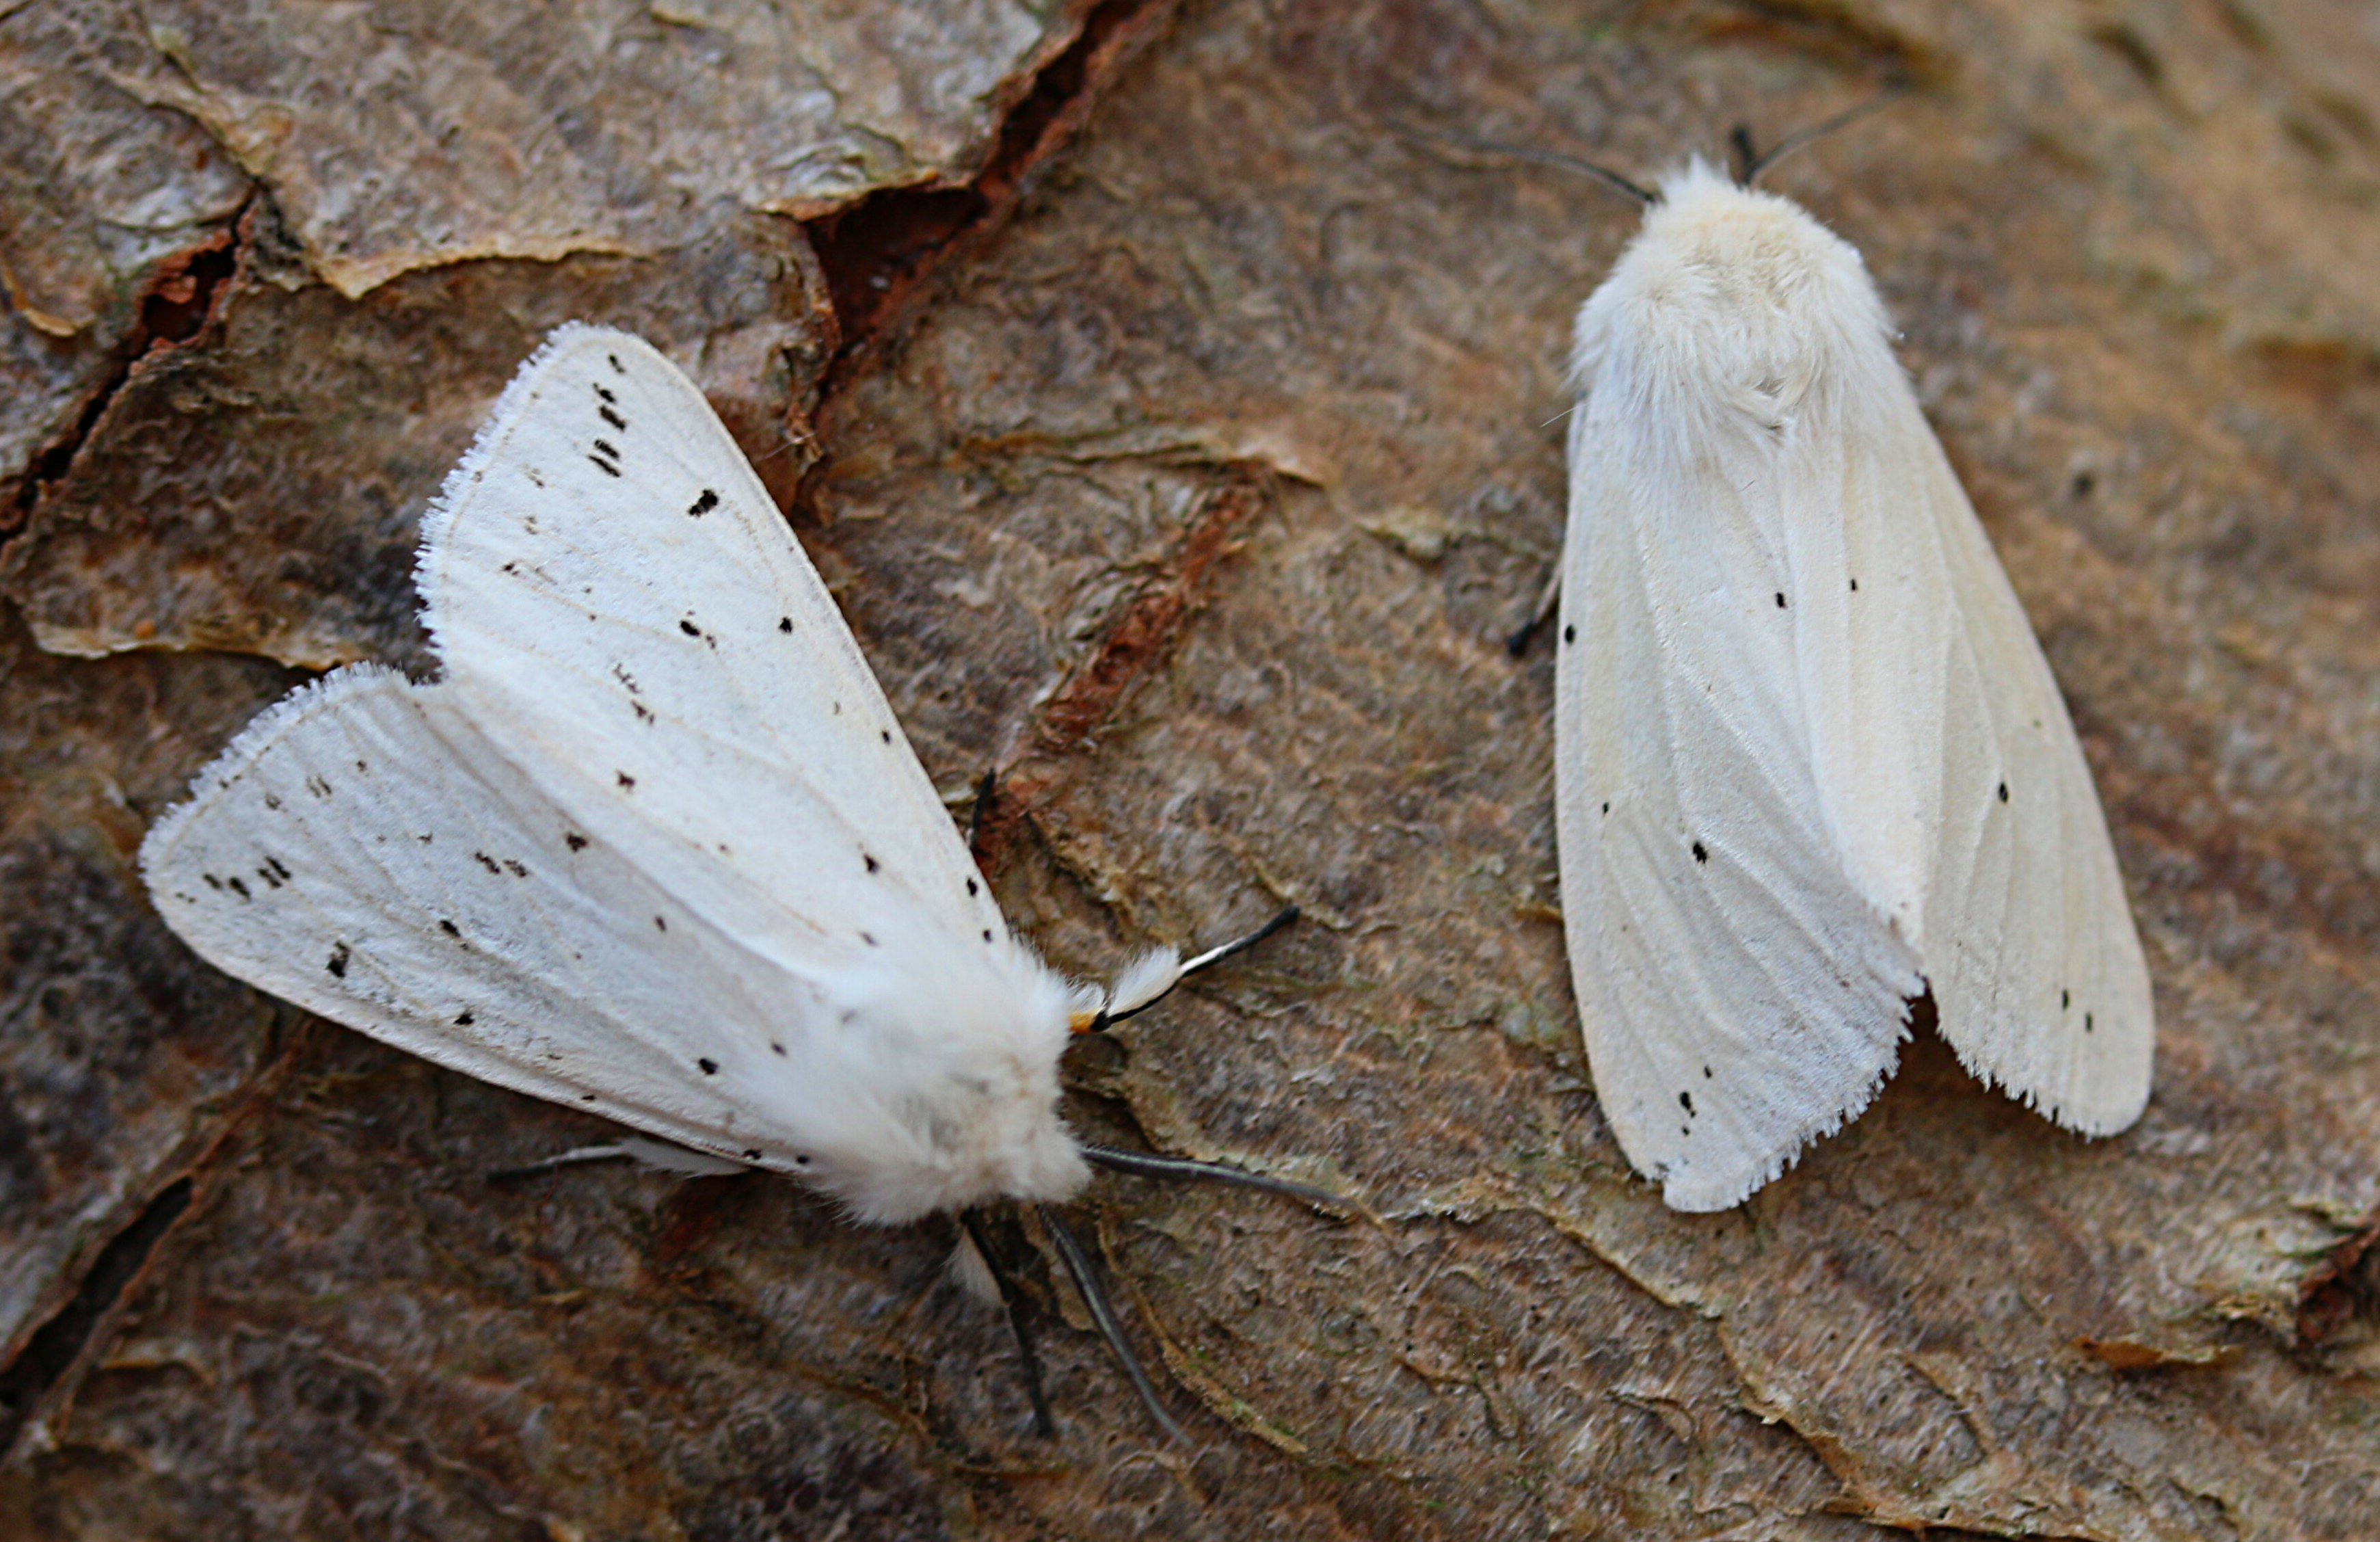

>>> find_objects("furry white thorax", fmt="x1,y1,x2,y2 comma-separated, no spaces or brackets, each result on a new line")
763,921,1091,1225
1570,159,1896,455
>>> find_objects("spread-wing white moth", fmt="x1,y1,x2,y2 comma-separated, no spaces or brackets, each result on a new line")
1550,144,2154,1211
139,323,1332,1437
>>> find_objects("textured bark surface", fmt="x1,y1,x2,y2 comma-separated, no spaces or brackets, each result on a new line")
4,1,2379,1538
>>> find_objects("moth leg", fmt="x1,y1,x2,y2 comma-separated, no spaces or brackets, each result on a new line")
1505,564,1563,656
965,767,998,858
486,1134,749,1184
960,1209,1058,1439
1038,1204,1188,1444
1078,1142,1371,1222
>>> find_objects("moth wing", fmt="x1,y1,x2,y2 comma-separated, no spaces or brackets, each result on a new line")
1555,410,1926,1214
1879,416,2155,1133
139,667,827,1173
416,325,1005,971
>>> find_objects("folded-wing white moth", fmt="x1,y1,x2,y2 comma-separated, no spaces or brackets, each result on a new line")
1555,159,2154,1212
142,325,1315,1270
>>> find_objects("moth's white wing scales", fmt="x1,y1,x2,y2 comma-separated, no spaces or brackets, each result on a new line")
141,666,820,1171
143,326,1092,1225
416,325,1007,969
1556,163,2153,1211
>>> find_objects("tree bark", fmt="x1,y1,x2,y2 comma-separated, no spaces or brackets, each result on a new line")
3,1,2377,1537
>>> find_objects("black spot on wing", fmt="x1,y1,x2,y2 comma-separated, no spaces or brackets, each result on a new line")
863,853,879,874
456,1011,474,1025
1562,624,1576,643
617,771,636,790
565,833,588,851
588,455,621,478
600,405,626,430
680,620,701,638
439,918,462,938
1692,841,1709,864
1679,1091,1694,1113
473,851,501,875
654,916,667,931
594,382,617,403
1997,782,2010,802
778,617,792,633
263,792,282,810
698,1057,719,1075
306,775,332,799
226,876,250,900
770,1042,786,1056
966,878,978,896
607,353,624,373
326,942,350,979
688,489,719,518
1774,591,1787,608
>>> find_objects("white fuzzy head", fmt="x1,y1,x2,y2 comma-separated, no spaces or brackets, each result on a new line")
1570,159,1893,440
758,925,1091,1226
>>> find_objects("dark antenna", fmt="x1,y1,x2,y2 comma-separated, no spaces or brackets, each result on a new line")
1084,903,1300,1033
961,1209,1058,1438
1038,1205,1189,1444
1733,89,1906,187
1395,123,1654,208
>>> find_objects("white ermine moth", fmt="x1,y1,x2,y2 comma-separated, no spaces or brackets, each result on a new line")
141,323,1331,1436
1553,156,2154,1211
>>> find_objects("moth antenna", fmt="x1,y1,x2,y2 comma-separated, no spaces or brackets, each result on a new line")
1088,904,1300,1031
1393,122,1654,207
1037,1205,1188,1445
1736,88,1906,187
962,1209,1057,1439
1079,1142,1376,1224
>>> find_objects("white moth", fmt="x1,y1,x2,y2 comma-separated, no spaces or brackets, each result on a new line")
1554,159,2154,1212
140,324,1314,1284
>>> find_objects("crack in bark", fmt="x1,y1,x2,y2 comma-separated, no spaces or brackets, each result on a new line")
3,203,248,535
0,1176,193,1459
803,0,1181,382
976,463,1276,867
